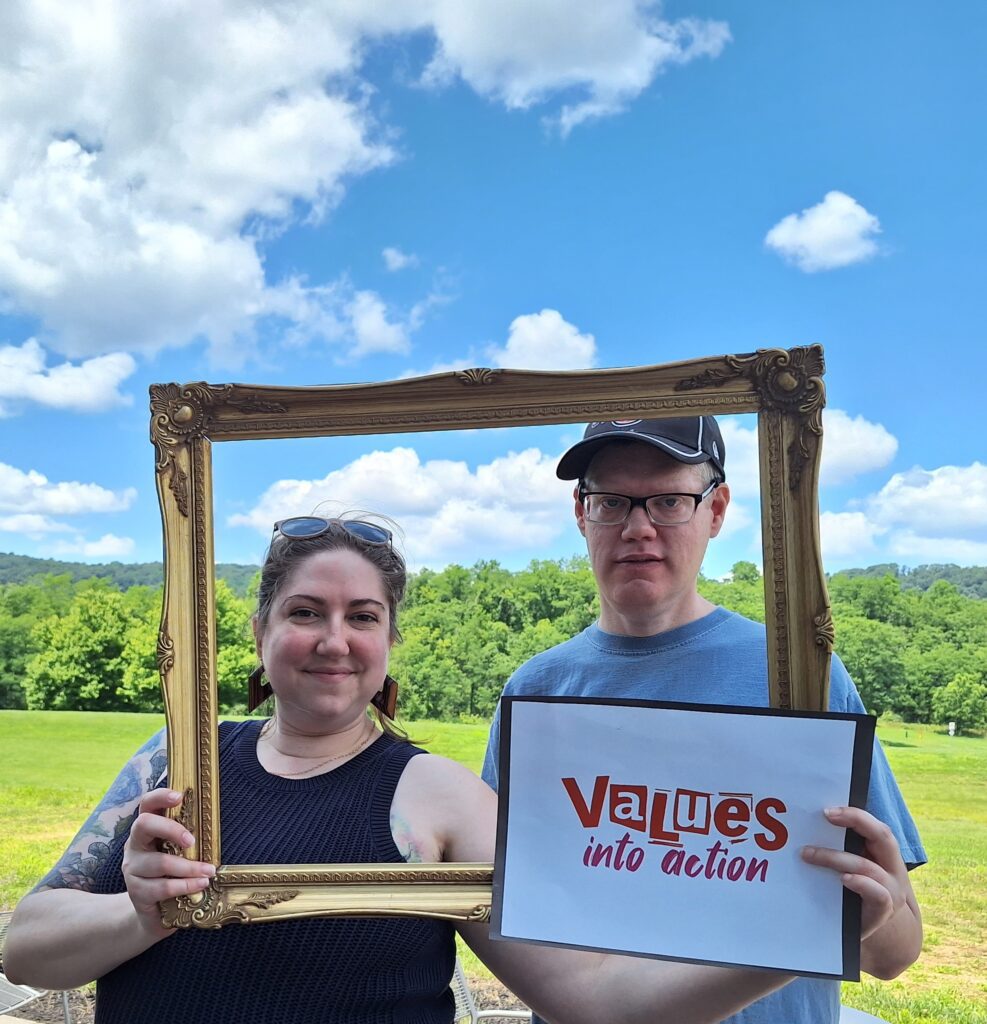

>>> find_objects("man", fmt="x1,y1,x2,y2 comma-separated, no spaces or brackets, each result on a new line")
481,416,924,1024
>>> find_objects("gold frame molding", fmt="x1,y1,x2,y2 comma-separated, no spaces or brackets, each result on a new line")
150,344,831,928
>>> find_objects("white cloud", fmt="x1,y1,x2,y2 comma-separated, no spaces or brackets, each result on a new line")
0,139,278,360
820,409,897,485
382,247,419,271
0,462,136,515
820,511,886,562
487,309,596,369
0,459,136,554
274,279,415,360
866,463,987,538
228,444,573,565
0,4,390,360
0,514,74,536
886,530,987,565
421,1,730,133
814,462,987,569
0,1,726,360
48,533,136,558
764,191,881,272
346,290,412,357
0,338,134,414
402,308,596,376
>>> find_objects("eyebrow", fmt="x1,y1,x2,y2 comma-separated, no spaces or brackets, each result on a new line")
282,594,387,611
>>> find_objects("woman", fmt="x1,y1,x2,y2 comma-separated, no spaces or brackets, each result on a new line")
5,515,915,1024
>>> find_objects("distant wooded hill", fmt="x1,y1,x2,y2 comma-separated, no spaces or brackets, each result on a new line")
0,552,258,595
833,563,987,600
0,552,983,599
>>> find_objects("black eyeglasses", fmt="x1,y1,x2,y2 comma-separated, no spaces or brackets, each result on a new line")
578,482,718,527
272,517,393,546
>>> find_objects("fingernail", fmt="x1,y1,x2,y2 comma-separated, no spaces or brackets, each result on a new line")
205,864,216,877
824,807,841,817
182,831,194,846
167,791,180,801
803,846,816,857
196,877,211,889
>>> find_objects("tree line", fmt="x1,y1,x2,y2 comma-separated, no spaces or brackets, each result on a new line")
0,552,257,593
1,561,985,732
3,551,986,599
835,562,987,600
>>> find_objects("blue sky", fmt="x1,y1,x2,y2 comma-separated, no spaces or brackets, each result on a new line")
0,1,984,580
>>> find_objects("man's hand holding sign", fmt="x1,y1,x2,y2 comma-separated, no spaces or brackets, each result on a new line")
804,806,923,979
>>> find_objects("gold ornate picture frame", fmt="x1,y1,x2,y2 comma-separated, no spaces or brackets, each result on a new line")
150,344,831,929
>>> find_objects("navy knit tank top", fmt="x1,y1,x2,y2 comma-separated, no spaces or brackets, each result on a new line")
92,720,456,1024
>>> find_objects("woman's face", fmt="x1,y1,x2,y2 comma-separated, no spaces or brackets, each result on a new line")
254,548,392,732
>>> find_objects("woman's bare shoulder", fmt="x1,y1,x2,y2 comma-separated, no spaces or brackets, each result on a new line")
394,752,497,862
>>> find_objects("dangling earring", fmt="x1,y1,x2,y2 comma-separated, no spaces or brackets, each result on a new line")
248,664,273,712
371,675,398,719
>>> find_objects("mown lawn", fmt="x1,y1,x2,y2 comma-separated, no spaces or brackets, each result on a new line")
1,711,984,1022
841,722,987,1023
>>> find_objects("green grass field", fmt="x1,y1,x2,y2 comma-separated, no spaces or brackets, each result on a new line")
1,712,984,1023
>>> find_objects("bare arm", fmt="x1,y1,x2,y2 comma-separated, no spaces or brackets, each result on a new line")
394,756,791,1024
395,758,910,1024
802,805,922,980
4,732,214,989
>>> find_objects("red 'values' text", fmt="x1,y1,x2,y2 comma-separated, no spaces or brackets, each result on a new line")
562,775,789,851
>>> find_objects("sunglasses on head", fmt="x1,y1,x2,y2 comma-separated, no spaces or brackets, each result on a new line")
272,517,393,547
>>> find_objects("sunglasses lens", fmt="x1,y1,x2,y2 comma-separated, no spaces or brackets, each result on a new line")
274,517,391,545
344,521,392,545
276,517,328,539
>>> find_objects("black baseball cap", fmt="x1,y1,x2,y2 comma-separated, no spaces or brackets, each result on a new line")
556,416,726,482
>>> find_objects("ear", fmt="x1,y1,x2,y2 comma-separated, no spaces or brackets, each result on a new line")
708,482,731,538
573,484,587,537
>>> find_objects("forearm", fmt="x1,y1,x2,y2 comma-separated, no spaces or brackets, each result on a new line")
461,924,790,1024
860,888,922,979
4,889,169,989
561,952,791,1024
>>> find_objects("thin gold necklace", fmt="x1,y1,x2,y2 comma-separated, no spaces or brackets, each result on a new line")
262,722,376,777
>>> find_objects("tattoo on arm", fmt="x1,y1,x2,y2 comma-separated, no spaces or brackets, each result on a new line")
31,839,119,893
390,811,430,864
29,729,166,895
104,762,143,806
146,748,168,790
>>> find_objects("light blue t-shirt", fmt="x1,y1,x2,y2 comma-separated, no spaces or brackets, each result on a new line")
481,607,926,1024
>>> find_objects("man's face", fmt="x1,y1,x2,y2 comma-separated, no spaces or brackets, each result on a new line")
575,443,730,635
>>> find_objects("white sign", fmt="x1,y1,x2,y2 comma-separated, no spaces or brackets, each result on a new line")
491,697,873,979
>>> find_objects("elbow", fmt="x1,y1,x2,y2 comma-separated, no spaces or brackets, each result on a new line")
3,940,30,987
864,959,911,982
861,934,923,981
3,933,45,989
3,901,53,988
4,965,27,986
865,947,921,981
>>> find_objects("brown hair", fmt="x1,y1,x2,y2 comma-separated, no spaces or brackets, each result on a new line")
253,515,408,739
